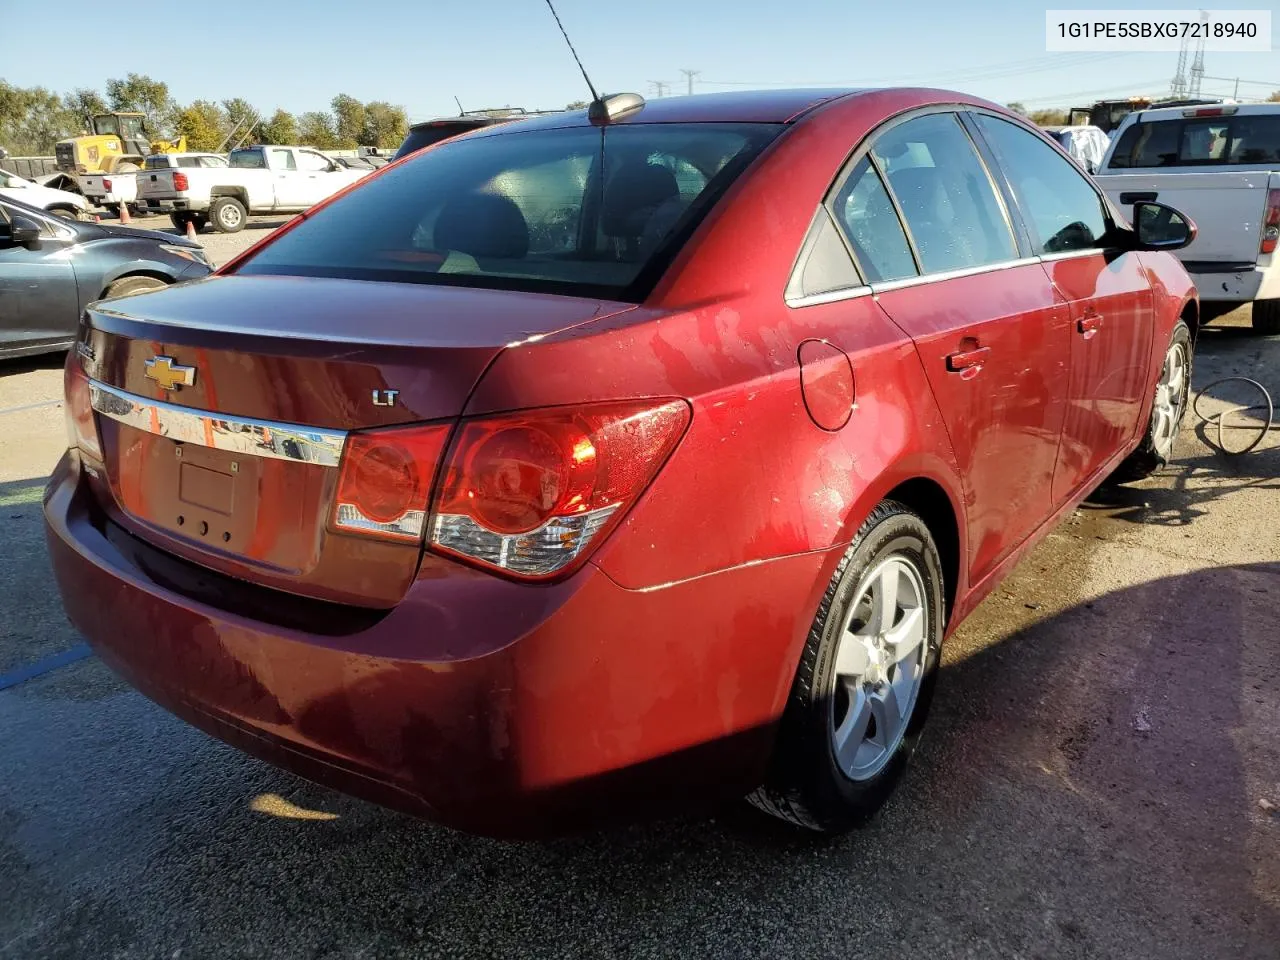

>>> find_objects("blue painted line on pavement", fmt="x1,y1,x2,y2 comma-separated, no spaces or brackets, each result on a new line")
0,643,94,692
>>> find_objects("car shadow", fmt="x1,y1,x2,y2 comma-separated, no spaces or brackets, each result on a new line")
68,563,1275,958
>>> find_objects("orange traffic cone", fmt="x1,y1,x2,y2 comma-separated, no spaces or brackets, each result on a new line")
185,219,197,241
118,202,131,225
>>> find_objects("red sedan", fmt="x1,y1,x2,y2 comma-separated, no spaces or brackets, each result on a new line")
46,88,1197,838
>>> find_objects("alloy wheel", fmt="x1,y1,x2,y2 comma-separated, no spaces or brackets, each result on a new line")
1152,340,1188,457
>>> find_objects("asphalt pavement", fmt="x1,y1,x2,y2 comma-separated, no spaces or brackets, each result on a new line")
1,306,1277,959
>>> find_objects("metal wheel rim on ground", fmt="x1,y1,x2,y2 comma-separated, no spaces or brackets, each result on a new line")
1153,341,1188,456
829,555,929,782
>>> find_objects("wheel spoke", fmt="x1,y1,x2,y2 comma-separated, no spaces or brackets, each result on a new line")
884,605,925,663
869,682,903,747
833,685,873,770
1167,361,1184,395
834,636,869,679
870,563,901,635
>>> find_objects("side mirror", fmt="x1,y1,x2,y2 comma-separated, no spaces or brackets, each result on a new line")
1131,201,1196,251
0,215,43,250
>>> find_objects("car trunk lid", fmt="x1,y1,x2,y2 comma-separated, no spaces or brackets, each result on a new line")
79,275,633,606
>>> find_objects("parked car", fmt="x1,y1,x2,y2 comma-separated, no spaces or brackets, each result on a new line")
0,194,211,360
0,169,88,220
81,152,229,220
136,145,369,233
47,89,1197,839
391,108,562,160
1041,124,1110,173
1094,102,1280,333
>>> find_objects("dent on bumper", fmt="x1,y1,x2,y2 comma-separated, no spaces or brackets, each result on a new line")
43,451,832,837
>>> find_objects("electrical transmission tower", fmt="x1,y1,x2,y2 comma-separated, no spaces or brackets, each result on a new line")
649,80,671,97
1170,38,1190,97
680,69,701,95
1188,35,1206,96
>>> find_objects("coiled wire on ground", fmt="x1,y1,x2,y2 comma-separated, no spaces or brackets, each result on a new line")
1192,377,1275,456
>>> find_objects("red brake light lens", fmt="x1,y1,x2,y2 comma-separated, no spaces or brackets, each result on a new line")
102,178,112,191
172,171,189,191
1261,189,1280,255
333,423,451,541
431,400,690,579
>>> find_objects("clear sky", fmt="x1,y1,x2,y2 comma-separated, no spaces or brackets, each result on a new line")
4,0,1279,120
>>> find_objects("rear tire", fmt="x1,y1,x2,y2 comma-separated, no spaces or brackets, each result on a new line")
748,500,945,833
1252,300,1280,336
209,197,247,233
1110,320,1192,483
48,206,81,220
103,276,169,300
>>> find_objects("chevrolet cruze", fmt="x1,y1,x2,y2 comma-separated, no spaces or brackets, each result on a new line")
46,89,1198,837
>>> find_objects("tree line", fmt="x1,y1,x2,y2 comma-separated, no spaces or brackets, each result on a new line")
0,73,409,156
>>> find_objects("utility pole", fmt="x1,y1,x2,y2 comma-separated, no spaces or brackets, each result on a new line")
680,69,701,95
649,80,671,97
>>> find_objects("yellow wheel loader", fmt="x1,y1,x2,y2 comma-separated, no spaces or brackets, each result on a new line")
54,113,188,176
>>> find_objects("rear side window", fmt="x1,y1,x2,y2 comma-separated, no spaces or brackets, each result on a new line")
237,123,781,299
198,156,227,168
229,149,266,168
1109,114,1280,167
831,157,917,282
976,115,1109,255
871,113,1017,274
177,157,202,168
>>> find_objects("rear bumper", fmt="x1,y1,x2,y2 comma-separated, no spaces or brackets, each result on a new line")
44,450,826,838
142,196,198,212
1184,264,1275,302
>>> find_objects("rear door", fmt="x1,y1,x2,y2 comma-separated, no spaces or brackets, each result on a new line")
265,148,303,208
972,112,1155,502
0,201,79,350
835,110,1073,585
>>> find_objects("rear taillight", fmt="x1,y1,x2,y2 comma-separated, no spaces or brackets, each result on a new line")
333,423,452,541
1261,189,1280,256
64,353,101,461
172,172,189,191
102,178,112,191
430,400,690,580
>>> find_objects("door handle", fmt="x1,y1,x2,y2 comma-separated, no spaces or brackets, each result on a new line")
1078,311,1103,339
946,345,990,377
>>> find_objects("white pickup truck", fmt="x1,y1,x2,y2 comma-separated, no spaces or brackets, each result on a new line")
136,144,370,233
85,152,228,220
1094,103,1280,334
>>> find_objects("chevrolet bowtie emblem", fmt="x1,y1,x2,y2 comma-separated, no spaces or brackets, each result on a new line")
144,355,196,391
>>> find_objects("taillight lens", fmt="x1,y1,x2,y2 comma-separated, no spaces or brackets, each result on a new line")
333,423,451,541
1261,189,1280,255
430,400,690,580
64,352,101,461
172,171,189,191
102,178,112,191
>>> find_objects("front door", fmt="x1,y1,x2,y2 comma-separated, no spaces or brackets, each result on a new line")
266,148,303,209
833,112,1072,586
970,113,1155,502
0,202,79,352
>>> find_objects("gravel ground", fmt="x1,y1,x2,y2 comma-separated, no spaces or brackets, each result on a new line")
0,309,1277,959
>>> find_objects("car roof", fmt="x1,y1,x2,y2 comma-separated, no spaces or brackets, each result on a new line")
468,89,867,137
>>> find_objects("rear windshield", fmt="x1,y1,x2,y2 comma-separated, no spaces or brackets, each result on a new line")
393,121,492,160
1108,113,1280,168
236,122,781,300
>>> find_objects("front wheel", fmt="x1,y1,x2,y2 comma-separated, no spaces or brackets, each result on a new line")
103,276,169,300
209,196,247,233
1110,320,1193,483
748,501,945,833
1253,300,1280,336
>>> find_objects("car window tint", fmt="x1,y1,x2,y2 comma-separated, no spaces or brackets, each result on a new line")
1108,114,1280,167
831,157,917,282
872,113,1017,273
236,123,781,299
271,149,297,171
975,114,1109,254
229,150,266,168
143,156,170,170
177,157,203,168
